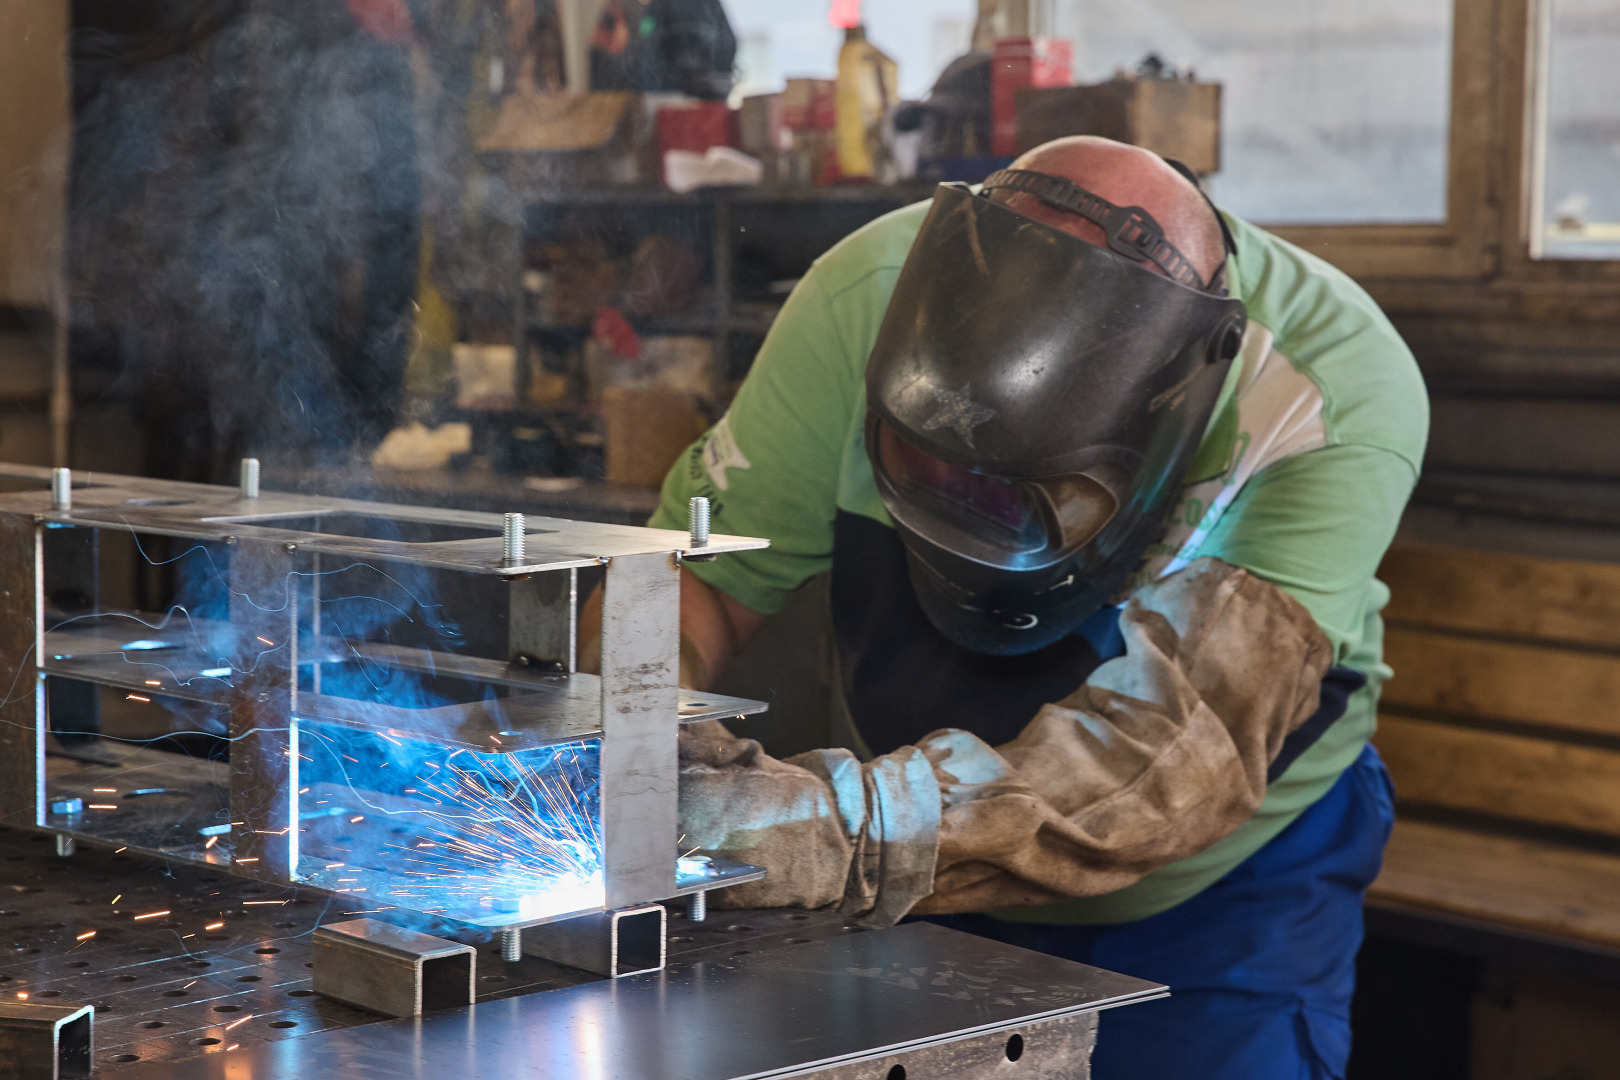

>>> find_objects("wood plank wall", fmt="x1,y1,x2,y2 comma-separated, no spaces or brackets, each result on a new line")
1375,543,1620,841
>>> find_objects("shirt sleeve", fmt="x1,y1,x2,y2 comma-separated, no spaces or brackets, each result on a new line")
1196,442,1417,660
648,273,861,615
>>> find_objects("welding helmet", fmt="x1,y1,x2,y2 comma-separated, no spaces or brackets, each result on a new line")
865,172,1247,655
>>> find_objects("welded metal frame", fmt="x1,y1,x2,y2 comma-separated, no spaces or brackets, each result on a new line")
0,463,768,932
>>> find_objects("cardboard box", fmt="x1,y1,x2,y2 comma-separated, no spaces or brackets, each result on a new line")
602,387,708,487
477,91,656,184
1015,76,1221,174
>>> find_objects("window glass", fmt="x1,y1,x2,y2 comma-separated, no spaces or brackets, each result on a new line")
1533,0,1620,259
1052,0,1454,225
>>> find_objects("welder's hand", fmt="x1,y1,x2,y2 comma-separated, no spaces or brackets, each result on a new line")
677,721,940,925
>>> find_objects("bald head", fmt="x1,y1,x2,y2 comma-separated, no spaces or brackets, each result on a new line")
992,136,1227,290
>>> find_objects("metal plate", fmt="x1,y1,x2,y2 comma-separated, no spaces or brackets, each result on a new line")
0,828,1162,1077
0,469,766,576
106,922,1162,1080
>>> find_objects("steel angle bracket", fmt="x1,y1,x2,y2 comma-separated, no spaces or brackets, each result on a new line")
312,918,477,1018
523,903,666,977
0,1001,93,1080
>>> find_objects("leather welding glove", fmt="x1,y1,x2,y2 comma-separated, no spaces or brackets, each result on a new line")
678,557,1332,925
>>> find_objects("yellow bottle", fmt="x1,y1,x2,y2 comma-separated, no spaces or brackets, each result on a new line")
834,25,897,181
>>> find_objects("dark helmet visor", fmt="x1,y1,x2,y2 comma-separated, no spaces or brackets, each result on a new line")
873,420,1117,569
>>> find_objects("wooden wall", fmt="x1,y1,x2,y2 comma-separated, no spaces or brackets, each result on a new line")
0,0,69,310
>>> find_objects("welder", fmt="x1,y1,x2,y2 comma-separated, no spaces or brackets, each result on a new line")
600,136,1427,1078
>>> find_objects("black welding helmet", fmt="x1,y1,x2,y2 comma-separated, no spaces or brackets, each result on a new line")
865,173,1247,655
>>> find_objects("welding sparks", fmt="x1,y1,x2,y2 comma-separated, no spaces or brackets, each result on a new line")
125,693,151,703
144,679,162,687
256,635,274,646
15,992,26,999
76,930,96,941
110,895,121,905
242,900,287,906
205,835,218,849
92,787,117,793
236,858,258,864
205,921,224,931
87,804,117,810
133,910,171,921
226,1044,240,1052
299,729,604,921
224,1014,253,1031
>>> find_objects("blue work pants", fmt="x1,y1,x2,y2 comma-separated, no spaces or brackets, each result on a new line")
921,743,1396,1080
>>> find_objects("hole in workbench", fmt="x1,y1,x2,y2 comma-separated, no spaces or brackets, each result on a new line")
272,921,297,929
205,935,228,942
1005,1033,1024,1061
111,1054,140,1063
729,949,752,957
0,911,16,917
269,1021,297,1029
136,947,162,954
785,938,811,945
255,947,280,955
113,975,137,982
287,990,316,998
787,913,810,921
236,975,261,983
886,1067,905,1080
480,974,509,983
139,1021,165,1029
65,961,88,968
0,976,10,983
192,1038,221,1046
724,925,754,933
186,961,211,968
162,990,188,997
36,991,62,998
213,1005,241,1013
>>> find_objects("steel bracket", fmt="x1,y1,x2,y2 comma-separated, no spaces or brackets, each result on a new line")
523,903,666,977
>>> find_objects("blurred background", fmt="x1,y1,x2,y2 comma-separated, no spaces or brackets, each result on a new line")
3,1,1620,1076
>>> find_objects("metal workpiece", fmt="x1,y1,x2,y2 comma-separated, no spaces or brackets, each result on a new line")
310,919,476,1018
0,510,43,828
226,537,299,881
522,904,666,978
508,567,576,672
1,462,771,930
804,1011,1098,1080
102,922,1162,1080
0,465,767,577
0,1001,94,1080
597,551,681,909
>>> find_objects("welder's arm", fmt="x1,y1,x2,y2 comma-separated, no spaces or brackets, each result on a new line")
577,568,765,688
678,557,1332,924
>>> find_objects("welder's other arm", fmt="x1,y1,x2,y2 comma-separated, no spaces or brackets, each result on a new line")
679,557,1332,924
577,568,765,689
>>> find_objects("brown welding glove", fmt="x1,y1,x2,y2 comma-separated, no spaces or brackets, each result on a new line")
677,557,1332,925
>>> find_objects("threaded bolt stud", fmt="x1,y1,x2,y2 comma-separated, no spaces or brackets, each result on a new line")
50,467,71,511
240,458,260,499
687,890,708,922
503,513,526,566
500,928,521,962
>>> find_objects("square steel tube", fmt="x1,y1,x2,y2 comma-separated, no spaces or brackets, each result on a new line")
523,904,666,977
0,1001,93,1080
311,918,477,1017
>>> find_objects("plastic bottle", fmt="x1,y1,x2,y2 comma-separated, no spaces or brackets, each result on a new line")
834,25,897,181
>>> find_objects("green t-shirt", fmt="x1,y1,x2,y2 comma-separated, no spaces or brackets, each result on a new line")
651,198,1428,923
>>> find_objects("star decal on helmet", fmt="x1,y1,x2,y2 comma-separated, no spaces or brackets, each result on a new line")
920,385,997,448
